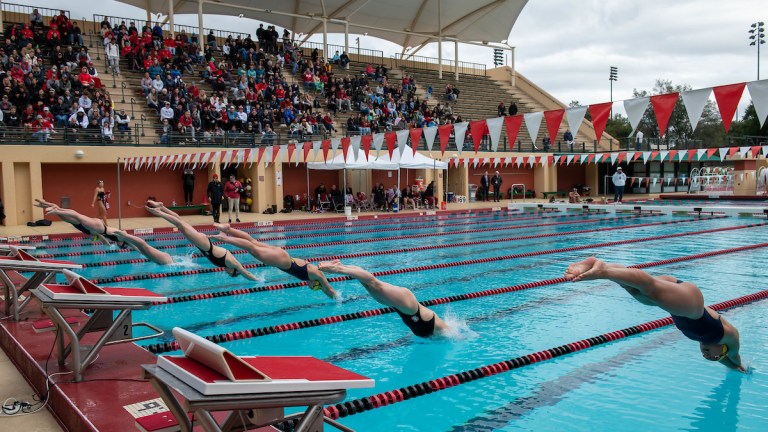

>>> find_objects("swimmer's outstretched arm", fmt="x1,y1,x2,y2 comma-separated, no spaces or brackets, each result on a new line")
228,258,259,281
719,328,744,371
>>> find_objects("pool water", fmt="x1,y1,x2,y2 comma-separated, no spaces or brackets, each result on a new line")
33,210,768,431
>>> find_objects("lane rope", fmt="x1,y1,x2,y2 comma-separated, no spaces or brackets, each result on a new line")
95,213,667,285
143,230,768,354
81,213,658,269
315,288,768,422
34,209,560,254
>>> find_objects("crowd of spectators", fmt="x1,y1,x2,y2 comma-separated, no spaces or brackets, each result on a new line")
1,9,130,142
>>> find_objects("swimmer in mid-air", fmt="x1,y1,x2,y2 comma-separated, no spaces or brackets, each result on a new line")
35,198,125,247
318,260,450,337
211,224,338,299
145,200,257,280
565,257,745,371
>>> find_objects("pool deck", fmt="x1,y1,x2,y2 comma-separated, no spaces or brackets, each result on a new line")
1,191,765,431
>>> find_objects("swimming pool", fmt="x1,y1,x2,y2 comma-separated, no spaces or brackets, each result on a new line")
31,210,768,431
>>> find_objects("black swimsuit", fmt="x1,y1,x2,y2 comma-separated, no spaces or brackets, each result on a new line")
198,238,228,268
278,258,310,281
670,279,724,344
397,305,436,338
73,223,91,235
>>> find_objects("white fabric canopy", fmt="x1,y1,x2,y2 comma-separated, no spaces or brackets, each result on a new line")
115,0,528,49
307,146,446,170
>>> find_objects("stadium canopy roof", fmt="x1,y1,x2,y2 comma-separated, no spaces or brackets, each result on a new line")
114,0,528,51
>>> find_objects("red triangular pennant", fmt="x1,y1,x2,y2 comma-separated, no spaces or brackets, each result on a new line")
409,128,422,155
649,93,679,137
588,102,613,145
256,146,266,164
341,137,350,162
384,132,396,159
544,109,565,146
728,146,738,157
469,120,486,153
438,124,452,155
667,150,678,160
271,145,280,163
504,115,523,148
547,156,554,165
361,135,372,160
302,142,311,162
713,83,746,133
616,152,626,165
287,143,296,163
321,139,331,162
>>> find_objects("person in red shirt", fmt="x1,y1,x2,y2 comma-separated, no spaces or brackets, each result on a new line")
31,115,54,142
275,85,285,101
20,24,34,41
223,174,242,223
177,110,194,140
46,25,62,47
162,35,176,55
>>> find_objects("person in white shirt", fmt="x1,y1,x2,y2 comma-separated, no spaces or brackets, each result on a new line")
78,94,92,111
152,75,164,92
105,40,121,76
635,130,644,151
159,102,175,122
612,166,627,204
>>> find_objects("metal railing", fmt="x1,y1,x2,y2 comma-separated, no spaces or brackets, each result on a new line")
390,53,486,77
295,40,385,67
92,14,249,42
0,125,328,148
1,2,69,25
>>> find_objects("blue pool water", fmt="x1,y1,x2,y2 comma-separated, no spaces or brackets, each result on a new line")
34,210,768,431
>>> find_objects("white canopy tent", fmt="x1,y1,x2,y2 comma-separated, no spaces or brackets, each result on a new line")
307,146,447,210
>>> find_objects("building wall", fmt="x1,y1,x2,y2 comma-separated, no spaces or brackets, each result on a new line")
41,163,209,219
466,164,535,198
556,163,587,191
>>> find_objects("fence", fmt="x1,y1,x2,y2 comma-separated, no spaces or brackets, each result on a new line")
1,3,69,26
390,53,486,77
296,40,385,67
92,14,249,43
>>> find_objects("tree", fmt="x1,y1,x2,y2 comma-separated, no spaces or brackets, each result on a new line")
729,102,768,139
605,113,632,146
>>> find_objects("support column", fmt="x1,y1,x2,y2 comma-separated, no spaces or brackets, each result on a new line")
344,22,349,55
510,46,516,86
29,161,44,221
0,0,4,35
146,0,151,24
437,0,442,79
454,41,459,81
273,163,284,212
1,161,16,226
197,0,204,57
249,162,267,214
533,163,556,198
585,164,599,197
168,0,175,37
322,19,328,64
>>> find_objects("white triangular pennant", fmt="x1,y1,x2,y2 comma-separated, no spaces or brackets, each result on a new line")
565,106,588,138
642,151,652,164
331,138,341,160
681,88,712,132
312,141,322,160
697,149,707,160
524,112,544,148
486,117,504,152
659,150,669,162
747,79,768,127
423,126,437,152
623,97,650,134
453,122,468,154
610,152,619,165
504,156,511,167
718,148,728,161
527,155,536,167
350,135,361,162
677,151,687,162
263,146,273,165
222,150,232,169
580,154,588,164
739,146,750,157
567,155,575,165
372,133,385,158
247,148,257,167
515,156,523,167
396,129,409,157
279,144,288,164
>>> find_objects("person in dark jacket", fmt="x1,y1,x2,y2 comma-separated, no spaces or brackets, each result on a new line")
182,168,195,205
207,173,224,223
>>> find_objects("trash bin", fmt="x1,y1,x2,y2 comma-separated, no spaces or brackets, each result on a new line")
447,192,455,203
344,206,352,216
469,184,478,202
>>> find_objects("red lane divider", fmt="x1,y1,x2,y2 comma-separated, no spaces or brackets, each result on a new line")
33,208,535,250
142,227,768,354
6,207,500,244
81,213,671,269
91,213,661,284
43,213,600,259
315,288,768,423
143,216,743,304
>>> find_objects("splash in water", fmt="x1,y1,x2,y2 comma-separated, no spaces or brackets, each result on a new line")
440,309,478,340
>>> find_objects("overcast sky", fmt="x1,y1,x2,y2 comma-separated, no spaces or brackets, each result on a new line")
17,0,764,114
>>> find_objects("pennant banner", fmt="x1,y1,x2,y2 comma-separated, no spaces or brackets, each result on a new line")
486,117,504,152
565,106,588,138
649,93,679,138
713,82,746,133
543,109,565,147
747,80,768,127
523,112,544,148
680,88,711,132
624,96,649,134
589,102,613,145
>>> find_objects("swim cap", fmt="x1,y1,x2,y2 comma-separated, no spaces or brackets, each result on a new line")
310,280,322,291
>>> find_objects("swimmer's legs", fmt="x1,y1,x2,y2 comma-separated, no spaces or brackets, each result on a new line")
112,230,174,265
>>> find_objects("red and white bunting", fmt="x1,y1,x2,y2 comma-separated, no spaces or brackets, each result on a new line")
681,88,712,132
642,152,652,164
454,122,469,154
487,117,504,152
396,129,409,157
372,133,384,158
713,83,746,133
423,126,437,152
515,156,524,167
747,80,768,127
504,156,512,167
566,154,575,165
718,147,729,161
523,112,544,146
